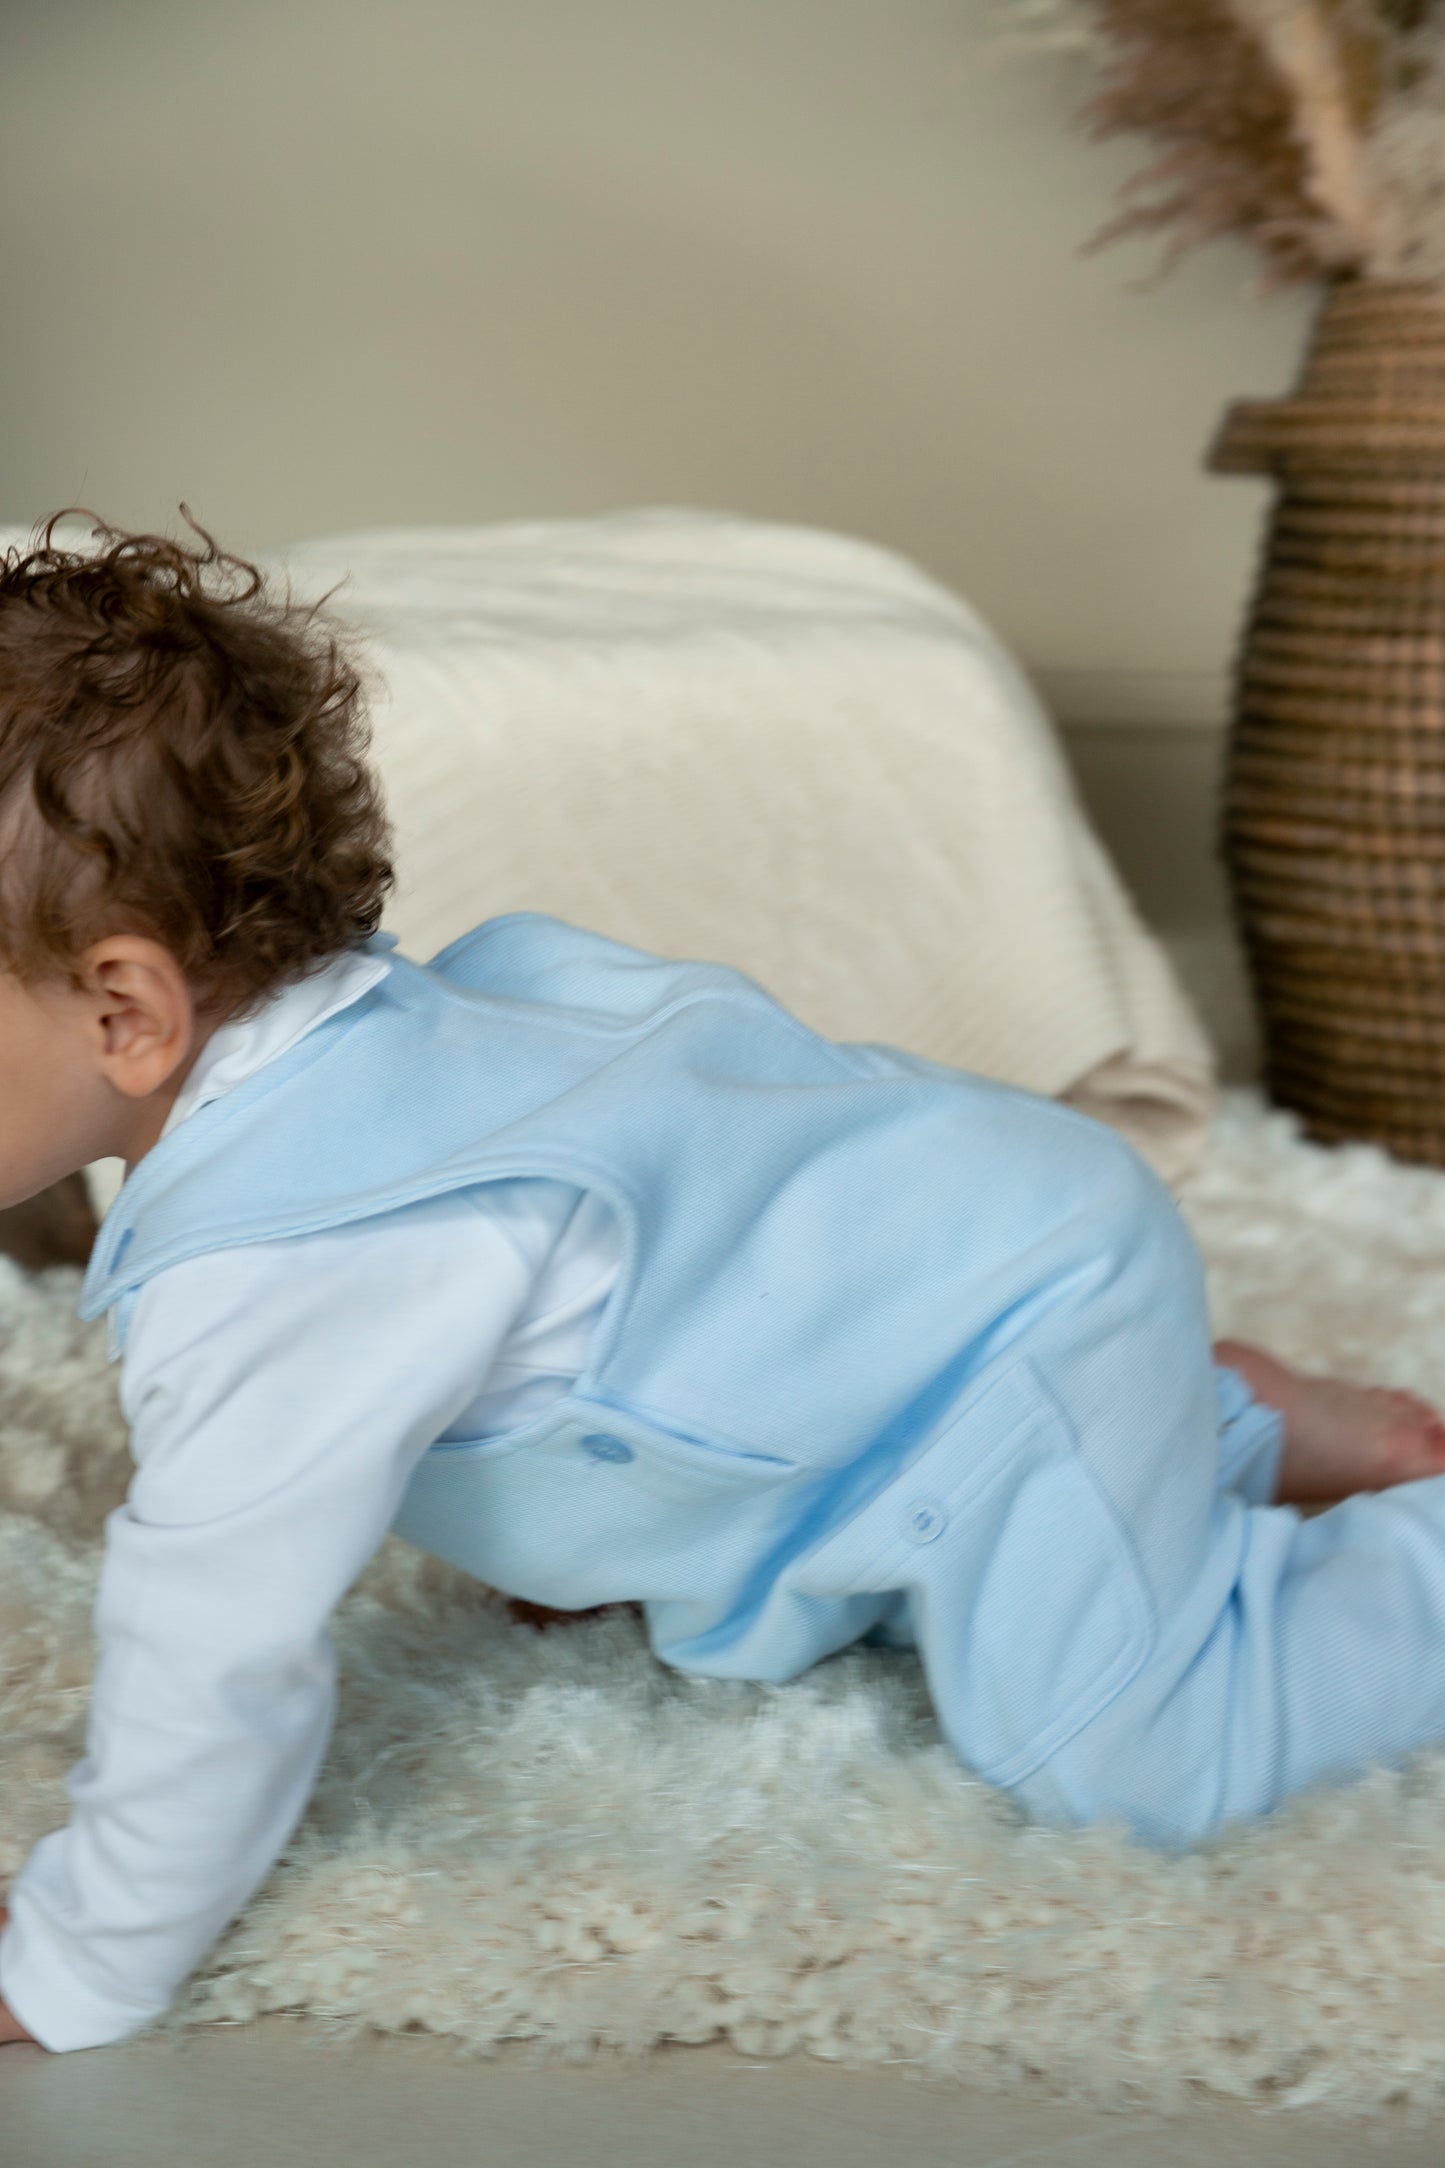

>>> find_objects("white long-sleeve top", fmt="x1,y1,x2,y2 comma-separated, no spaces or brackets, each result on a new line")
0,948,622,2052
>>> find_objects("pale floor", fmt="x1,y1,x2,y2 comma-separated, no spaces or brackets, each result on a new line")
9,730,1419,2166
3,2021,1440,2168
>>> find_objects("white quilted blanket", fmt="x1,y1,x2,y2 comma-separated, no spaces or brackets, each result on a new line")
4,509,1216,1183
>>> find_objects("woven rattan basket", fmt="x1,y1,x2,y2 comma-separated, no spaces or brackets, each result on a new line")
1210,277,1445,1164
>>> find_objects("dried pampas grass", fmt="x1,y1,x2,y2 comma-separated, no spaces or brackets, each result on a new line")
1002,0,1445,285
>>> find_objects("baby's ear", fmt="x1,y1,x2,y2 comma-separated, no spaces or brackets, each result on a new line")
0,1174,98,1272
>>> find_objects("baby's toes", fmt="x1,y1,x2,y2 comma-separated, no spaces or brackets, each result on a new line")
1381,1393,1445,1482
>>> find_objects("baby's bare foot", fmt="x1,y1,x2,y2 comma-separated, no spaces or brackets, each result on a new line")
1215,1340,1445,1505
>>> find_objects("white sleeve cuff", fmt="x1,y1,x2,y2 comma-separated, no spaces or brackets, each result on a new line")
0,1911,164,2053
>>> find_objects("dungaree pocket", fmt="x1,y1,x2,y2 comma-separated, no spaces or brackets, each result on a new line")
794,1356,1156,1788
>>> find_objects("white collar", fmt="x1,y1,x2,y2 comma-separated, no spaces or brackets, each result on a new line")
161,943,394,1141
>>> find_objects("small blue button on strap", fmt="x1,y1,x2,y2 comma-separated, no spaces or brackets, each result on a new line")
580,1431,635,1464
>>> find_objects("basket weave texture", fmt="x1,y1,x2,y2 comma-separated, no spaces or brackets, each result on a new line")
1210,277,1445,1163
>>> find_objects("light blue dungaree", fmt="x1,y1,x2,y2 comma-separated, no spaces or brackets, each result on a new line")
79,915,1445,1846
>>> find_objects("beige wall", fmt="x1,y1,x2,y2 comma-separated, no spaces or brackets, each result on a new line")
0,0,1316,725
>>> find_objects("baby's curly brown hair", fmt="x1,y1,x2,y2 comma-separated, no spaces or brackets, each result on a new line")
0,508,394,1020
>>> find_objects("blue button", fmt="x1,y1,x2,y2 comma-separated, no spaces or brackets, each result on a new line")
580,1431,635,1464
905,1499,947,1544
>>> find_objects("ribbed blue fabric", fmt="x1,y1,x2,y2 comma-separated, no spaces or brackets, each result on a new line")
81,913,1445,1845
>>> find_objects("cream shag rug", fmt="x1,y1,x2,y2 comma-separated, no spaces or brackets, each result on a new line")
8,1090,1445,2115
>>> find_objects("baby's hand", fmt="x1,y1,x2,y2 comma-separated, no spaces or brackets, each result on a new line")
0,1911,36,2044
